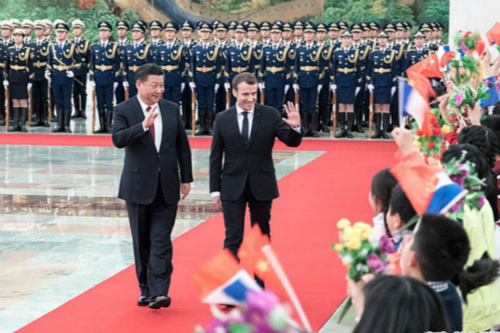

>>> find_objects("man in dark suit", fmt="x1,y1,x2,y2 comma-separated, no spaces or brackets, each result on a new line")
112,63,193,310
209,73,302,287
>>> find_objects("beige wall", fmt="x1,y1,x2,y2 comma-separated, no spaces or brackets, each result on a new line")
449,0,500,44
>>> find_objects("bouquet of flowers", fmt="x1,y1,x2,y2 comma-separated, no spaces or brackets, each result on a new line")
453,31,485,56
446,82,490,126
195,290,305,333
331,219,396,282
412,109,448,162
443,156,486,220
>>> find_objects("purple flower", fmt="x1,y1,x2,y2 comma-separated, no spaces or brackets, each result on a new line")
379,235,396,254
366,253,388,274
459,42,468,54
243,291,282,333
448,199,463,213
450,174,465,188
478,195,485,208
455,93,464,107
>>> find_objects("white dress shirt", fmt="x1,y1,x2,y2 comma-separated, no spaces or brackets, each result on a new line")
138,96,162,152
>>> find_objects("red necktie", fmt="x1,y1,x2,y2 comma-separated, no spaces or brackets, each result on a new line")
146,106,155,141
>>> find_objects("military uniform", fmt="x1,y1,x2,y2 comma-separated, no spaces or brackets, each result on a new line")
315,23,331,132
259,22,293,115
155,21,187,106
47,22,77,132
31,20,50,127
294,22,325,137
122,21,153,98
149,20,164,62
89,21,120,133
5,33,34,132
366,32,398,138
190,22,223,135
0,21,14,125
71,20,91,118
180,20,196,129
214,22,229,114
115,20,130,105
403,31,430,73
351,24,371,133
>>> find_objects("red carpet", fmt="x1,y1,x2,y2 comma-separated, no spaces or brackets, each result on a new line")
14,139,395,333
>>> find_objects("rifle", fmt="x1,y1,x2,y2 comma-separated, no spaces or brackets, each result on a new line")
294,89,299,110
4,86,9,132
191,90,196,136
332,92,337,138
28,89,33,126
47,83,52,123
125,86,129,100
260,89,265,105
369,92,374,139
226,90,230,110
91,90,96,134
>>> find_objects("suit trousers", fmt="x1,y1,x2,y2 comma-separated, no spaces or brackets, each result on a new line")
222,182,272,257
126,178,178,298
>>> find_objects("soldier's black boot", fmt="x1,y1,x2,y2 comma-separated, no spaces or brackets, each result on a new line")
106,109,113,133
346,113,354,138
43,104,50,127
195,112,205,136
64,108,71,133
336,112,346,138
355,112,364,133
20,107,28,132
321,107,330,132
32,104,43,126
72,95,81,118
95,112,107,133
302,113,310,137
206,113,213,136
81,93,87,119
381,113,390,139
373,113,382,139
9,108,20,132
310,112,319,138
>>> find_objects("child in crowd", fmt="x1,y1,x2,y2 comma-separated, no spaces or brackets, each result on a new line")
368,169,398,236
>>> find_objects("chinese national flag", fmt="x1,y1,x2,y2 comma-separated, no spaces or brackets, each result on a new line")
487,22,500,45
407,51,454,79
238,224,286,294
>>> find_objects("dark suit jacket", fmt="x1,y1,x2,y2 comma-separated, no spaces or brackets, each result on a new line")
209,104,302,201
112,96,193,205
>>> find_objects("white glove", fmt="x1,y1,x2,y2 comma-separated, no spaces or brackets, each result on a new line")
66,71,74,78
3,80,9,89
27,83,32,91
189,82,196,90
45,70,51,81
113,82,118,91
317,85,323,94
181,82,185,92
293,83,300,92
391,86,396,97
284,84,290,94
224,82,230,92
258,82,265,92
330,84,337,93
123,81,129,88
367,84,374,93
355,87,361,96
214,83,220,93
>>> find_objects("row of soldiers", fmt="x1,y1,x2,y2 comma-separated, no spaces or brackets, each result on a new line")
0,18,444,136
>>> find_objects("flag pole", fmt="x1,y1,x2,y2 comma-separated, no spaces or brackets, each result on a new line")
261,245,312,332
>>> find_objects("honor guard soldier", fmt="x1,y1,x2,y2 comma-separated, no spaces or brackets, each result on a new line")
245,22,263,101
115,20,130,104
366,32,398,139
180,20,196,129
71,20,90,119
338,21,349,36
42,20,53,43
189,21,223,135
403,22,412,44
224,23,255,106
11,19,22,30
294,22,325,137
281,22,294,47
155,21,187,106
227,21,238,45
214,21,229,114
351,23,371,133
360,22,370,45
293,21,304,44
3,28,33,132
46,21,77,133
420,23,434,51
282,22,296,104
31,20,51,127
368,21,380,47
22,20,35,45
259,21,293,116
122,21,153,98
403,31,430,73
316,22,331,132
260,21,272,47
330,30,362,138
89,21,120,133
327,22,340,48
0,21,14,126
149,20,164,60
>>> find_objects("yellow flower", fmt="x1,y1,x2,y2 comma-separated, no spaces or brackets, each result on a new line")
334,244,343,251
337,218,351,230
346,237,362,250
361,230,370,240
343,227,361,244
353,221,372,232
413,139,421,148
441,124,451,135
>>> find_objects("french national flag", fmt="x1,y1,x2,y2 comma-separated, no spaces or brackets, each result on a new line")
401,71,436,136
194,249,262,305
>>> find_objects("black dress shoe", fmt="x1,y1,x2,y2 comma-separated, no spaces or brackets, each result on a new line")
137,295,150,306
148,296,171,310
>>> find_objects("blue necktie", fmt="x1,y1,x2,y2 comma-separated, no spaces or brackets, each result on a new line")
242,112,249,144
